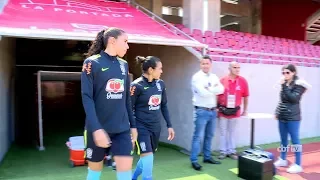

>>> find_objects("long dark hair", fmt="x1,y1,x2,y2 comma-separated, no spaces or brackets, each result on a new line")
282,64,298,81
135,56,161,74
85,27,125,58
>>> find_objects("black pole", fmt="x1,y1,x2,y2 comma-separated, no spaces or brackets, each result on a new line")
250,118,255,149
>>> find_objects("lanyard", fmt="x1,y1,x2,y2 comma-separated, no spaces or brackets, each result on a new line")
225,78,239,96
224,78,239,108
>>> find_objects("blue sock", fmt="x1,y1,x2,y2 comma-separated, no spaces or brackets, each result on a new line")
132,159,143,180
117,170,132,180
86,168,102,180
141,154,154,180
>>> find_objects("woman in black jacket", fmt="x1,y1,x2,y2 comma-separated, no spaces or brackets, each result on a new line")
274,64,311,174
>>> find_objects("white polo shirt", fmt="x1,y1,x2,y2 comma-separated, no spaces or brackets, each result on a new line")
191,70,224,108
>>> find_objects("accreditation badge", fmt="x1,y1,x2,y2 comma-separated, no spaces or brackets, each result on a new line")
227,94,236,108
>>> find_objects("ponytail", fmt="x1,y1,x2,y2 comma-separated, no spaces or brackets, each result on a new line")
85,29,105,58
135,55,161,73
135,56,147,64
85,27,125,58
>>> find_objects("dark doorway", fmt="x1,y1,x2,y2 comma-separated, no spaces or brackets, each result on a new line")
14,38,89,147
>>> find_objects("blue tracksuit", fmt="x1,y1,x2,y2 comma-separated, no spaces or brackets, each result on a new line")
131,76,172,132
81,50,136,134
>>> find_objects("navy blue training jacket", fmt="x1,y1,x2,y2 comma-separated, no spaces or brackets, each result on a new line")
130,76,172,132
81,50,136,133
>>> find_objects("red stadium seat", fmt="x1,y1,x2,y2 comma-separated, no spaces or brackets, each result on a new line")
181,28,191,35
192,29,203,37
204,31,213,38
173,24,320,67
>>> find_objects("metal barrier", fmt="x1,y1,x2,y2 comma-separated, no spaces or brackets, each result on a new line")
208,54,319,66
208,47,320,61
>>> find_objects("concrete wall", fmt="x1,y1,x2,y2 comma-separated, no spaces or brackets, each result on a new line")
0,37,15,163
183,0,221,32
135,0,163,17
162,15,182,24
127,44,320,152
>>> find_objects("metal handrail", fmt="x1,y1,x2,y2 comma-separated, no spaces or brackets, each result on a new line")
209,54,319,66
208,47,320,61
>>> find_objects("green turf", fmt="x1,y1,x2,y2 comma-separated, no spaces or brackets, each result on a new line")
0,134,319,180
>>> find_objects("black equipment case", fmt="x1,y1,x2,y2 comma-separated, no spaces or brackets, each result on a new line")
238,117,276,180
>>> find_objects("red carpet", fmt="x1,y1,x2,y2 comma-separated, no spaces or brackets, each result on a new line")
267,142,320,180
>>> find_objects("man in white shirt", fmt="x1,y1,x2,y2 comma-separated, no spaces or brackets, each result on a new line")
189,55,224,171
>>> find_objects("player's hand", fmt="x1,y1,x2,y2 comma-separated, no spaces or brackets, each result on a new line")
275,115,278,120
167,128,175,141
93,129,111,148
130,128,138,145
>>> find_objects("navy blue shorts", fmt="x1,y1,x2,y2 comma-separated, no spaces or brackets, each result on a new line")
84,129,133,162
135,128,160,155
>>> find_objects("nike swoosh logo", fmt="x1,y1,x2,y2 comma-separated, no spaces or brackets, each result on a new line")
144,87,149,90
101,68,109,71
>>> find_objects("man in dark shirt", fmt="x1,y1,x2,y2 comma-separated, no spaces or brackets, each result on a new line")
130,56,174,180
81,28,137,180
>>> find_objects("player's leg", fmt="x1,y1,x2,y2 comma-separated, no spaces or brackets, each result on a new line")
110,130,134,180
133,129,153,180
132,156,143,180
105,147,116,169
84,130,106,180
140,131,161,180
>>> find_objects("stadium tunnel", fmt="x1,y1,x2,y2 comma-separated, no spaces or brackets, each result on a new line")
0,0,206,153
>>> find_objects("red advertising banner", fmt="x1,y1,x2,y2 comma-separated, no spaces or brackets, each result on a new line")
0,0,204,47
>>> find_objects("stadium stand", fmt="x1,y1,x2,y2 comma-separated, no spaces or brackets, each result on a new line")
168,24,320,67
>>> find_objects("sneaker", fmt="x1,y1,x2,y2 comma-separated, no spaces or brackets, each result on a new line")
112,162,116,171
287,164,303,173
227,153,238,160
218,154,226,159
106,159,113,167
274,157,288,167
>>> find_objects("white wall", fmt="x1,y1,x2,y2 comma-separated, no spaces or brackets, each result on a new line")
0,37,15,163
127,44,320,152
